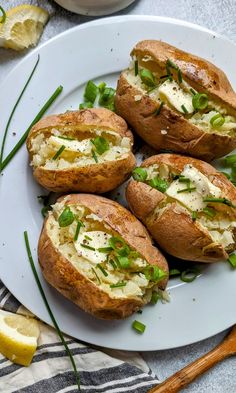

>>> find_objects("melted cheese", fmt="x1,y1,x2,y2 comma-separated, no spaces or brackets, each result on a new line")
74,231,111,264
166,165,221,211
158,80,194,114
48,136,92,155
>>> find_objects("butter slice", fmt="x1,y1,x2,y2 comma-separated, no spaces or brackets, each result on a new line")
158,80,194,114
48,136,92,155
74,231,111,265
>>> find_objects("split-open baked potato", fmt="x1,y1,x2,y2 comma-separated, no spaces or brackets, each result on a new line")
38,194,168,319
26,108,136,193
126,154,236,263
115,40,236,161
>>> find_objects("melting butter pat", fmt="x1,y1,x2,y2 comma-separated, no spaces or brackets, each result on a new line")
158,80,194,114
48,136,93,155
74,231,112,264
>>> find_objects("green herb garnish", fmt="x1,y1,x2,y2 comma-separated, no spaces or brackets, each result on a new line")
166,59,179,70
132,167,148,182
110,282,127,288
96,264,108,276
190,88,197,96
192,211,197,221
169,269,181,276
98,87,116,109
149,176,169,193
132,320,146,334
81,244,96,251
177,187,196,193
224,154,236,166
84,235,92,241
58,136,75,141
84,80,98,103
140,68,156,87
91,149,98,163
79,102,93,109
177,69,182,83
180,268,199,283
52,145,65,160
24,231,80,390
41,205,52,218
210,113,225,128
228,254,236,269
202,207,216,218
155,101,164,116
178,177,190,183
0,5,6,23
92,267,101,284
192,93,208,110
150,291,160,304
109,236,130,257
58,207,75,227
74,220,84,241
109,259,117,269
91,136,109,155
116,256,130,269
181,104,188,114
134,60,139,76
98,247,113,253
98,82,106,93
203,197,235,207
144,265,167,282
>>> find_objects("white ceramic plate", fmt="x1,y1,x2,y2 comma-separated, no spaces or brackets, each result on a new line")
0,16,236,351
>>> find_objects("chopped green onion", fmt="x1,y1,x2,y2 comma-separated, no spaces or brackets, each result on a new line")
116,256,130,268
74,221,83,241
91,136,109,155
97,264,108,276
0,5,6,23
98,82,106,93
92,149,98,163
177,187,196,193
134,60,139,76
84,235,92,241
144,265,167,282
109,237,130,257
166,59,179,70
150,291,160,304
190,88,197,96
132,167,148,182
202,207,216,218
181,268,199,283
181,104,188,114
228,254,236,269
41,205,52,218
58,207,75,227
149,176,169,193
109,259,117,269
210,113,225,128
169,269,181,276
81,244,95,251
178,177,190,183
192,93,208,110
140,68,156,87
79,102,93,109
224,154,236,166
52,145,65,160
58,136,75,141
155,101,164,116
98,247,113,253
92,267,101,284
0,55,40,170
192,211,197,221
24,231,80,390
203,197,235,207
177,69,182,83
220,171,231,179
98,87,116,108
84,80,98,103
132,320,146,334
110,282,127,288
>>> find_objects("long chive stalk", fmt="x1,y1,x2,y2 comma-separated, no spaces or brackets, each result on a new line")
1,85,63,171
0,55,40,168
23,231,80,390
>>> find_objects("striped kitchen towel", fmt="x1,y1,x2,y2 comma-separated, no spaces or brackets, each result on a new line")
0,280,159,392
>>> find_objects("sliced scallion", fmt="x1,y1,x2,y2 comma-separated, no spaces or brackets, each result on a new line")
140,68,156,87
98,87,116,108
91,136,109,155
192,93,208,110
132,320,146,334
98,247,113,253
228,254,236,269
166,59,179,70
97,264,108,277
116,256,130,269
224,154,236,166
74,221,83,241
210,113,225,128
181,268,199,283
132,167,148,182
202,207,216,218
98,82,106,93
92,149,98,163
58,207,75,227
150,291,160,304
169,269,181,276
84,80,98,103
52,145,65,160
148,176,169,193
79,102,93,109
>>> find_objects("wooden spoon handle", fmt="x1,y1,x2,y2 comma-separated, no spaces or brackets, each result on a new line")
148,338,231,393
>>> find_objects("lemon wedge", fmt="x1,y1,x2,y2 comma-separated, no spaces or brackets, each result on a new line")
0,5,49,51
0,309,40,366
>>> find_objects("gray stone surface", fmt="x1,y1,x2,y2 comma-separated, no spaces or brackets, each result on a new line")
0,0,236,392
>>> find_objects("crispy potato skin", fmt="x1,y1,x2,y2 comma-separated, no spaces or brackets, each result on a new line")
27,108,136,193
126,154,236,263
115,40,236,162
38,194,168,319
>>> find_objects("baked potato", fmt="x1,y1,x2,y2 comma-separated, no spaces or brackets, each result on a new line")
26,108,136,193
115,40,236,161
126,154,236,263
38,194,168,319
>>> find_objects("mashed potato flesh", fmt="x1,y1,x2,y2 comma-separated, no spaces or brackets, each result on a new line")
30,128,131,170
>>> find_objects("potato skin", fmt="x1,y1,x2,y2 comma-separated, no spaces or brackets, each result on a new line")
126,154,236,263
115,40,236,162
38,194,168,319
27,108,136,193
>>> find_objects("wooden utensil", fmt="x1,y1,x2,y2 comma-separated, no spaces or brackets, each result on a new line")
147,326,236,393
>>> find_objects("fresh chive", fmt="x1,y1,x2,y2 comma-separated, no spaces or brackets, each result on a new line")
224,154,236,166
139,68,156,87
98,87,116,108
110,282,127,288
228,254,236,269
79,102,93,110
0,55,40,171
132,167,148,182
74,221,83,241
202,207,216,218
192,93,208,110
109,259,117,269
181,104,188,114
177,187,196,193
147,86,158,93
84,235,92,241
134,60,139,76
155,101,164,116
180,268,199,283
98,82,106,93
178,177,190,183
81,244,95,251
97,264,108,277
92,149,98,163
91,136,109,155
203,197,235,207
41,205,52,218
132,320,146,334
148,176,169,193
109,237,130,257
144,265,167,282
166,59,179,70
84,80,98,103
190,88,197,96
116,256,130,268
177,69,183,83
52,145,65,160
24,231,80,389
58,207,75,227
98,247,113,253
169,269,181,276
92,267,101,283
1,85,63,171
210,113,225,128
58,136,75,141
0,5,6,23
150,291,160,304
192,211,197,221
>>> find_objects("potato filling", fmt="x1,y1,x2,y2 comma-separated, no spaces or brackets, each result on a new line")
125,58,236,135
47,199,166,300
133,163,236,251
30,127,131,170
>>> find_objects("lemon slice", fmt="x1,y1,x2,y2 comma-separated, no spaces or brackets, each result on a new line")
0,309,40,366
0,5,49,51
